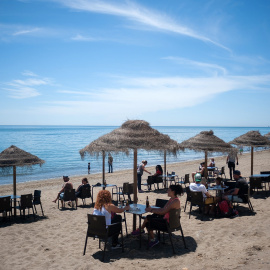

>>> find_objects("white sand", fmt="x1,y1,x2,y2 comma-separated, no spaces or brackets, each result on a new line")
0,150,270,270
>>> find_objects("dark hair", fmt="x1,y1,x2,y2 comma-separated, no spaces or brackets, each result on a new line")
82,177,88,184
156,164,163,174
169,185,183,196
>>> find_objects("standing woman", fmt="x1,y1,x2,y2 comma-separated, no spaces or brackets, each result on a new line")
93,190,130,248
137,160,151,193
132,185,183,248
226,150,239,180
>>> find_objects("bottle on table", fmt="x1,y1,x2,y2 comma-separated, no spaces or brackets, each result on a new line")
104,179,107,186
146,196,149,208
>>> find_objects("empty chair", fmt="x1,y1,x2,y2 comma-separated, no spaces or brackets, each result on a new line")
83,214,124,261
0,196,12,220
147,208,187,253
216,166,226,178
58,189,77,209
177,174,190,188
249,177,266,195
112,182,129,202
32,190,44,216
17,194,35,219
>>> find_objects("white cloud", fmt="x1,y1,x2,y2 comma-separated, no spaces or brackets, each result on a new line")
22,70,38,77
3,73,52,99
71,34,98,41
57,0,230,51
12,27,41,36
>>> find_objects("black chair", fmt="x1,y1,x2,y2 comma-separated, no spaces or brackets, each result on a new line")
184,186,191,212
17,194,35,219
260,171,270,191
33,190,44,216
0,196,12,220
176,174,190,188
249,177,267,195
189,192,205,220
58,189,77,209
83,214,124,261
216,166,226,178
147,208,187,253
112,182,129,202
231,186,254,212
80,185,92,206
155,198,168,208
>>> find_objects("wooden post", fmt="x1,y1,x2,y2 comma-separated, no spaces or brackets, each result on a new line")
204,151,208,179
164,150,167,188
251,147,254,176
13,166,17,216
102,150,105,189
133,149,138,231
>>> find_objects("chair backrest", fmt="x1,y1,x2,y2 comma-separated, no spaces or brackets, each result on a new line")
171,171,175,175
155,199,168,208
63,189,76,201
87,214,107,237
128,183,134,195
33,190,41,204
0,196,11,213
249,177,262,189
221,167,225,174
190,192,204,207
122,182,129,194
260,171,270,174
168,208,181,230
184,174,190,184
21,194,33,208
81,185,91,198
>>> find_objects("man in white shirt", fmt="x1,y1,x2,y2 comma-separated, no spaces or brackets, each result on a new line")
189,173,216,214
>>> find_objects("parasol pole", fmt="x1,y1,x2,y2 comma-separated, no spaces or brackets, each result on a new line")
251,146,254,176
102,150,105,189
133,148,138,230
13,165,17,216
164,150,166,175
204,151,208,179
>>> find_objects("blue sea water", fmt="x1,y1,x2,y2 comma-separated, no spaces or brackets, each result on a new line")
0,125,269,185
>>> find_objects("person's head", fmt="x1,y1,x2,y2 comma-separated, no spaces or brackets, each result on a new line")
156,164,163,173
195,173,202,183
168,185,183,197
94,190,112,209
63,176,69,182
82,177,88,184
215,177,222,185
201,162,205,167
142,160,147,165
211,158,215,162
233,170,241,180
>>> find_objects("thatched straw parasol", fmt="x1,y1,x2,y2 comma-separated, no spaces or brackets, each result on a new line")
0,145,45,216
80,120,180,229
229,130,270,175
178,130,232,177
264,132,270,139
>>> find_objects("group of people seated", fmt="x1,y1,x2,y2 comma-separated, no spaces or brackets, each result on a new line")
52,176,90,207
189,169,248,215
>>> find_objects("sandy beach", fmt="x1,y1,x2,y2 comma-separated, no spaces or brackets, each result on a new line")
1,150,270,270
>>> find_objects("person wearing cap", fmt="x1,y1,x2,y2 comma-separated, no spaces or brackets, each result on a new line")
52,176,73,205
189,173,216,214
224,170,248,203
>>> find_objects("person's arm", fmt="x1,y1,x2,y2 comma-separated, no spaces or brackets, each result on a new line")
76,184,82,192
146,199,179,215
226,156,229,163
108,204,130,213
143,165,151,174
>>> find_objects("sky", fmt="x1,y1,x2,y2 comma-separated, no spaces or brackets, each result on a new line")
0,0,270,127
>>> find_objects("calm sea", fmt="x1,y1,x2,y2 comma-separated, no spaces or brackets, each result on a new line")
0,126,269,185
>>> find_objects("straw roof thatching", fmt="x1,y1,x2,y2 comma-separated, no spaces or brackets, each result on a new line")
80,120,180,158
229,130,270,147
264,132,270,139
178,130,232,152
0,145,45,167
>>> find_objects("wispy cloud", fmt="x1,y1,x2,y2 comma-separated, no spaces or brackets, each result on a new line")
2,72,52,99
22,70,38,77
163,56,228,76
71,34,98,41
56,0,230,51
12,27,41,36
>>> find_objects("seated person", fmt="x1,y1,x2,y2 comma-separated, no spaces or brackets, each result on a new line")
192,162,206,182
52,176,73,207
189,173,216,214
208,158,215,168
93,190,130,249
75,177,90,204
148,165,163,190
223,170,248,203
215,177,224,188
132,185,183,248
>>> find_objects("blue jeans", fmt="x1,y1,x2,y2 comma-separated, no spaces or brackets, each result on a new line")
137,174,142,191
108,163,113,173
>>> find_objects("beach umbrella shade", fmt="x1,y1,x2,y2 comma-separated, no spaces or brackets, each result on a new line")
0,145,45,215
229,130,270,175
264,132,270,140
178,130,232,178
80,120,180,229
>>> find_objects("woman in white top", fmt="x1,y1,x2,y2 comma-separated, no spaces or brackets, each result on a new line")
93,190,130,248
